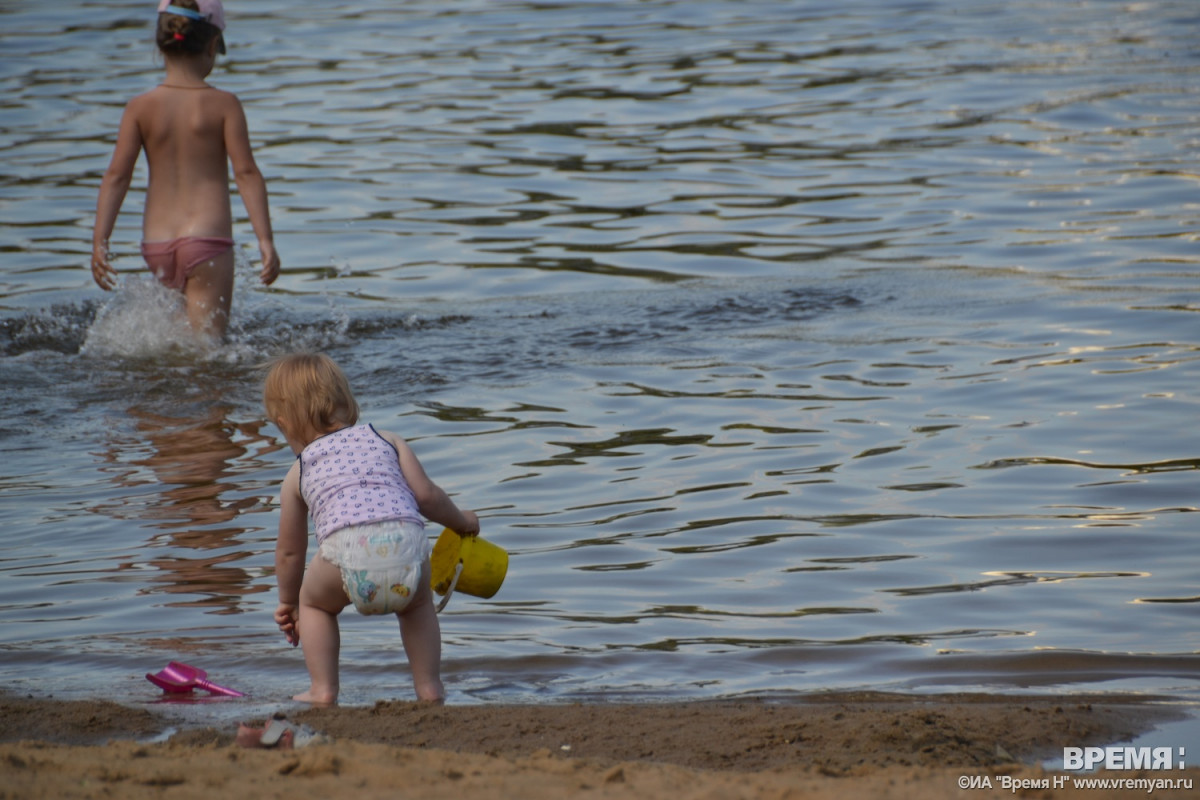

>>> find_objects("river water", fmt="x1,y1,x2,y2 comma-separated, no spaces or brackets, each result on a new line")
1,0,1198,718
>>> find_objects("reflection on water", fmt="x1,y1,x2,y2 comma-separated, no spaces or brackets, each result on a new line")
118,404,251,529
92,399,282,615
0,0,1198,708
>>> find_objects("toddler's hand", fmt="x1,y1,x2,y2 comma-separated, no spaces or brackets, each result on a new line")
274,603,299,647
458,510,480,538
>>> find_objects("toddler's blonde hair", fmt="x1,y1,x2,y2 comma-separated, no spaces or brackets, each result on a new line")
263,353,360,444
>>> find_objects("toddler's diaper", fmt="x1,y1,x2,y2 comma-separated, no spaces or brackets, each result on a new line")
319,520,429,615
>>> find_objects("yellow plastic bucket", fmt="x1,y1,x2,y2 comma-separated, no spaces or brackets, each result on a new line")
430,528,508,600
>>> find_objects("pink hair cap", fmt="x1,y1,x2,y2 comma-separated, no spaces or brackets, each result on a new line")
157,0,225,31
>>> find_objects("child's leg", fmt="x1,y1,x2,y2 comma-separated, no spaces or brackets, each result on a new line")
296,552,349,704
183,248,235,339
397,561,444,703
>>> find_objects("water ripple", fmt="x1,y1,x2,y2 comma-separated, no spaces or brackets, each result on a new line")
1,0,1199,703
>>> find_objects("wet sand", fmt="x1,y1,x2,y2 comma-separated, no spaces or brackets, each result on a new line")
2,691,1195,798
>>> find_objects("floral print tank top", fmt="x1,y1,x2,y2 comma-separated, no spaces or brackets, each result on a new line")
299,424,424,542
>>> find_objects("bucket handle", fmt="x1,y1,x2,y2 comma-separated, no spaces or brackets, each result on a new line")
435,561,464,613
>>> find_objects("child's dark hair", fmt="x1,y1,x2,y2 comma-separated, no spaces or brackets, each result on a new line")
156,0,224,55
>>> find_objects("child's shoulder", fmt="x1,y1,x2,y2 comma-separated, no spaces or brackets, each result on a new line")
124,87,160,111
204,85,243,104
282,457,302,485
125,84,240,111
368,425,409,447
132,83,243,106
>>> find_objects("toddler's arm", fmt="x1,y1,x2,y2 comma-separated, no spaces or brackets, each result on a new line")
383,430,480,536
274,463,308,646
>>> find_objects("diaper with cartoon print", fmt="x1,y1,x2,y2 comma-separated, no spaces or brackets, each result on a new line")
320,520,428,615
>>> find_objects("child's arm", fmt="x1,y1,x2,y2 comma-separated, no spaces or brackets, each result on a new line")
274,462,308,646
382,430,480,537
223,93,281,286
91,100,145,290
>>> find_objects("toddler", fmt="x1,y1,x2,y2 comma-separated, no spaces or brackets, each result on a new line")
263,353,479,704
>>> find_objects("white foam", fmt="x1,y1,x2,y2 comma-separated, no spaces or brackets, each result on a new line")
80,275,211,360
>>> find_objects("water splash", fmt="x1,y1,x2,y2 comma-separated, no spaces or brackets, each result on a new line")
80,276,207,360
25,260,357,365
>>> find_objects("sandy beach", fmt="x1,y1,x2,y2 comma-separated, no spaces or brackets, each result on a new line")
3,691,1196,798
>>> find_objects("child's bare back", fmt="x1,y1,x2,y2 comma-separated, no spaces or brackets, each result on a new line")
132,84,243,241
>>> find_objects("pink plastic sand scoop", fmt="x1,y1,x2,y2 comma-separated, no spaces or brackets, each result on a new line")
146,661,244,697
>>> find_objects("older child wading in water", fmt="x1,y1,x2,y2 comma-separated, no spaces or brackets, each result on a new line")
91,0,280,340
263,353,481,704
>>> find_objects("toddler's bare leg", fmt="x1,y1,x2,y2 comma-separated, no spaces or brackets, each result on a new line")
183,249,234,339
398,561,444,703
296,553,348,705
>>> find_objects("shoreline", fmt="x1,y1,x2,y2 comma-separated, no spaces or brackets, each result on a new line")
4,691,1197,798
